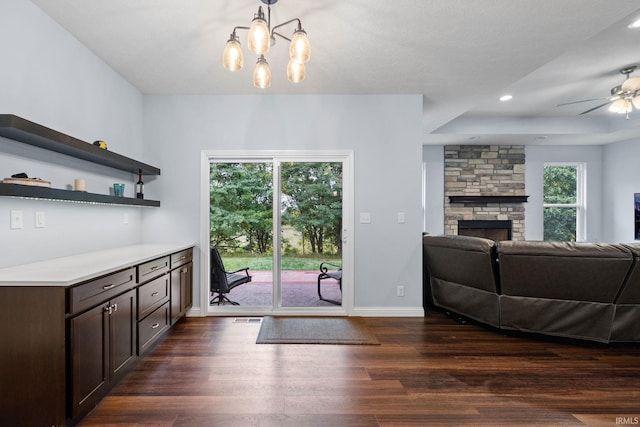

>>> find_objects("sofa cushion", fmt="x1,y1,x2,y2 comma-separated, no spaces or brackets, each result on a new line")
611,244,640,342
497,241,632,303
423,235,498,293
617,244,640,303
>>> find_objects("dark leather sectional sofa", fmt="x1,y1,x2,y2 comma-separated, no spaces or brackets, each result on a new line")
423,234,640,343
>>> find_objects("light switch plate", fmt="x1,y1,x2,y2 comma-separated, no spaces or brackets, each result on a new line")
10,210,23,229
35,211,45,228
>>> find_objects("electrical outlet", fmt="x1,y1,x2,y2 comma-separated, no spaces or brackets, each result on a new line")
397,212,405,223
123,213,129,224
35,211,45,228
10,210,23,229
397,285,405,297
360,212,371,224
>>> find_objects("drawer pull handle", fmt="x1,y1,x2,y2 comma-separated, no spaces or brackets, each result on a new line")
103,284,115,290
151,292,159,297
150,266,158,271
151,322,160,329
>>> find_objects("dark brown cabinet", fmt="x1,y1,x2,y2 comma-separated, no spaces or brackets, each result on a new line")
170,248,193,324
0,286,66,427
69,288,137,420
0,245,193,427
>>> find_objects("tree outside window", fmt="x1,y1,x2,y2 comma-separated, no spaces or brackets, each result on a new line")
543,164,585,241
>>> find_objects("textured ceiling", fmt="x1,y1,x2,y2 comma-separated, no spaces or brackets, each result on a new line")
30,0,640,145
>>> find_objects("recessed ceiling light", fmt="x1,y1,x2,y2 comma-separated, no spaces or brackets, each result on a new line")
499,95,513,102
628,18,640,29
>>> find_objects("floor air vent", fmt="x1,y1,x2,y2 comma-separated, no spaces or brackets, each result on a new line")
233,318,263,323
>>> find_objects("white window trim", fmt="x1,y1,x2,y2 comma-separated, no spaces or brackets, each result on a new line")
543,162,586,241
199,150,355,317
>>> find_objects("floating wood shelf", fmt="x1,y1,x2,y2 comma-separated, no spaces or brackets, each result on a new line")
0,114,161,207
449,195,529,204
0,183,160,207
0,114,160,175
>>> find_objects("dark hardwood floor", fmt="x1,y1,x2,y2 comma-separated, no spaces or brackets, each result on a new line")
78,310,640,426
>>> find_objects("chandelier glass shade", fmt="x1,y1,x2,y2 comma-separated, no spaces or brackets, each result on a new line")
253,55,272,89
222,0,311,89
247,11,270,55
222,35,243,71
289,29,311,64
286,60,305,83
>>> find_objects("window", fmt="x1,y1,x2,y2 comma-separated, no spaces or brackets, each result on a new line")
543,163,585,241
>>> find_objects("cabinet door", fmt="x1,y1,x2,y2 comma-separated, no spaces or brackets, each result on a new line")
170,261,193,324
181,261,193,313
170,267,183,324
70,303,109,419
110,289,137,380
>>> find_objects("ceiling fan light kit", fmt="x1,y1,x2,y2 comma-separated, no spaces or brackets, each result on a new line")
606,67,640,118
222,0,311,89
558,66,640,119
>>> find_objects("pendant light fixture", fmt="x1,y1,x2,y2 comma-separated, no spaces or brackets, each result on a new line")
222,0,311,89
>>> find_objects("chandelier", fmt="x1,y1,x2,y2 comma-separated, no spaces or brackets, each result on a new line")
222,0,311,89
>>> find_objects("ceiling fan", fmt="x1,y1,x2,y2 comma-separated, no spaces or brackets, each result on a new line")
556,66,640,119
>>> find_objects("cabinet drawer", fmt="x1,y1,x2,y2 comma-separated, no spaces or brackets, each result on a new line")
137,256,169,283
137,275,169,319
170,248,193,269
69,268,135,315
138,302,170,354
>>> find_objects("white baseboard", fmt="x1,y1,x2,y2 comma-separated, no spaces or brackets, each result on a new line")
188,306,425,317
185,307,202,317
351,306,425,317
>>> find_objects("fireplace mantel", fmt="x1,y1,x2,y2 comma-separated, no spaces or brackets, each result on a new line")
448,195,529,204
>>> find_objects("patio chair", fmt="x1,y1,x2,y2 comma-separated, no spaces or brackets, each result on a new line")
317,261,342,305
210,247,252,305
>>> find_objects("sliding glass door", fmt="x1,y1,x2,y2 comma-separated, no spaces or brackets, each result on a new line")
209,161,274,307
278,161,343,307
205,152,351,314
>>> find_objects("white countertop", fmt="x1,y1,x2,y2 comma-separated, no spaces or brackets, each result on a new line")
0,243,195,287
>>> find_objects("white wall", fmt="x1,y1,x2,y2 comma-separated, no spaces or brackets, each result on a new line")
422,145,444,234
142,95,424,314
603,138,640,243
525,145,603,241
0,0,145,267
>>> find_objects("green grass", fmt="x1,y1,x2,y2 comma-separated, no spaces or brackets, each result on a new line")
223,255,341,271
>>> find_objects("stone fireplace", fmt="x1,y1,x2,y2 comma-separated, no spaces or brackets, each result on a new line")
445,145,526,240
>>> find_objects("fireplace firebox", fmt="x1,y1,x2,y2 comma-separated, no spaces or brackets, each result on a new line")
458,220,512,241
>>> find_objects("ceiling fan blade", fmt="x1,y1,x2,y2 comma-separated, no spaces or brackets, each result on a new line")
555,97,609,107
579,100,613,115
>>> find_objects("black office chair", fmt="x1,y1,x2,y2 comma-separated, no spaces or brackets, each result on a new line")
210,247,252,305
317,261,342,305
